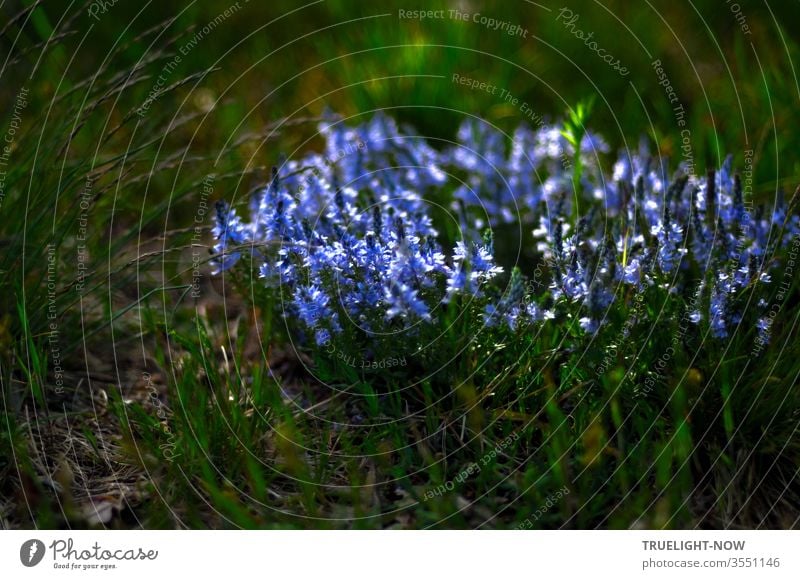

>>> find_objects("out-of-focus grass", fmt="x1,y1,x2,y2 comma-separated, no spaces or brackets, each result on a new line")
1,0,799,528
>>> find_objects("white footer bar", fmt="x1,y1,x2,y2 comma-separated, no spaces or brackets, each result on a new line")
1,531,797,578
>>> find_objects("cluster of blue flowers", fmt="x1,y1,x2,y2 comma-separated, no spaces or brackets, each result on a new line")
446,118,797,340
212,113,798,348
212,113,501,346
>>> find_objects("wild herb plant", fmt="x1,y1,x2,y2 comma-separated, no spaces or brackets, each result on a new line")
213,114,797,382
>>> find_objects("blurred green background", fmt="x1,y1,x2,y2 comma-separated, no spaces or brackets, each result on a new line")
7,0,800,181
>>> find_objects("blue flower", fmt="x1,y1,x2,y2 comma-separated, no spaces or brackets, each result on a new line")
446,241,503,300
384,282,430,321
211,201,251,273
210,112,794,349
756,316,772,345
